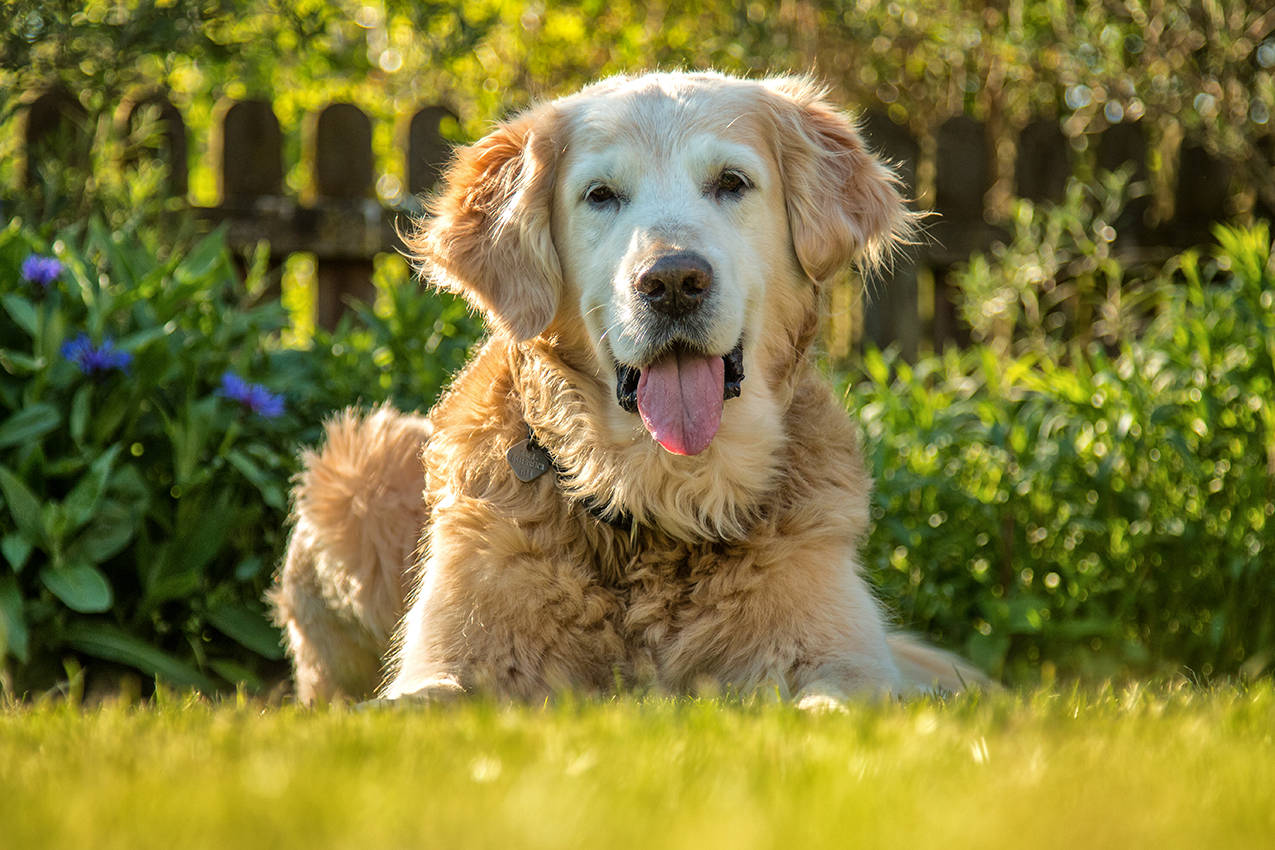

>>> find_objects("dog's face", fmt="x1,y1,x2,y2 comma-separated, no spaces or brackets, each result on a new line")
552,80,795,456
410,72,909,458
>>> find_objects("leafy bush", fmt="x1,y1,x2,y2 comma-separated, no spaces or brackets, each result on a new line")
4,207,1271,695
854,222,1275,682
956,169,1161,355
5,1,1273,218
0,217,479,697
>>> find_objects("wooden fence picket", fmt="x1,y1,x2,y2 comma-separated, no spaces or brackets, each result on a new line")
1174,141,1233,242
23,87,89,190
1096,120,1150,240
119,92,188,196
860,109,921,361
1015,118,1069,204
931,115,996,349
407,105,458,197
219,99,284,204
312,103,377,328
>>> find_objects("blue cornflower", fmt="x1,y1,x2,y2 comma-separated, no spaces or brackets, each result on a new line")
61,334,132,375
218,371,285,419
21,254,63,287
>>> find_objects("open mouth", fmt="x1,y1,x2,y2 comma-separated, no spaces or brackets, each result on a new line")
615,339,744,456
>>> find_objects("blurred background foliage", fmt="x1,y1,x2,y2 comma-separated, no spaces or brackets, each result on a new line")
857,217,1275,684
3,0,1273,213
1,1,1274,696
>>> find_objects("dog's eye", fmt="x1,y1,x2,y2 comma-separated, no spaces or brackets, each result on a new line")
585,184,620,207
712,169,751,199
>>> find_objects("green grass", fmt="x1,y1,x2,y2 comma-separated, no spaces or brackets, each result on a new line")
3,683,1273,849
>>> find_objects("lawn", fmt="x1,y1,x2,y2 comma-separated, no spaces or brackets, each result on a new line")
2,682,1272,849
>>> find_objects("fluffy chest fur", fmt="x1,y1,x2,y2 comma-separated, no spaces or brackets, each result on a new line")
411,337,874,696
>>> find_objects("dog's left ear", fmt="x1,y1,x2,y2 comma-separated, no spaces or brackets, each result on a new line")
762,77,914,283
405,105,562,340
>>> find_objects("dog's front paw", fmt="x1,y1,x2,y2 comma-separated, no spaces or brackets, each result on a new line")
795,691,849,714
363,677,467,709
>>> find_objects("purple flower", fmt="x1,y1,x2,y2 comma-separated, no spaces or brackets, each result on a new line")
61,334,132,375
218,372,285,419
21,254,63,287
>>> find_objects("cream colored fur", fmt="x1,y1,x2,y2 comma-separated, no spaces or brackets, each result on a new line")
272,71,985,705
270,406,430,703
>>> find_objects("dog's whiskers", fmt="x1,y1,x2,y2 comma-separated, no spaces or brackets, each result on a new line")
597,319,624,346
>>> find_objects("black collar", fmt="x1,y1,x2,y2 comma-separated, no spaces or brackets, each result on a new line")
506,425,635,531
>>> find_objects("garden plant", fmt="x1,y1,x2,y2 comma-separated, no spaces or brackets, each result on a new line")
0,215,478,697
2,203,1272,696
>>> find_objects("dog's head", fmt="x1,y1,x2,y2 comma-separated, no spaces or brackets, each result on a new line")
409,72,911,457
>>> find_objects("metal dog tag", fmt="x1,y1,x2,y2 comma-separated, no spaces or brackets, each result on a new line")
506,438,552,482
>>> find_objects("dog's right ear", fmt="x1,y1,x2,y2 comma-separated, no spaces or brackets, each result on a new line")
405,107,562,341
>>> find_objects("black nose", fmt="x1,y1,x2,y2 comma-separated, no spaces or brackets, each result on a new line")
634,252,713,318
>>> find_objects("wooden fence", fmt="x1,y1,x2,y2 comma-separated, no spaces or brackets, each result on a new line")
20,87,456,330
18,86,1272,354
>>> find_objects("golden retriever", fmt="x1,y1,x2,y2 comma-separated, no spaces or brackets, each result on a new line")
271,71,983,707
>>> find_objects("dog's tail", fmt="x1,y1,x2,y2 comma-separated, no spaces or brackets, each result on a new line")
271,405,432,703
888,632,993,693
290,404,432,635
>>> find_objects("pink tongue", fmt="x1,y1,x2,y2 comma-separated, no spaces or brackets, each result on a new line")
636,350,724,456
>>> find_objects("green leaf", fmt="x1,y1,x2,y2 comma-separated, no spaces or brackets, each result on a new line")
69,384,91,445
178,493,233,575
108,464,151,510
208,658,263,691
117,323,172,353
226,449,285,509
0,465,45,545
233,556,264,581
144,569,201,608
43,502,70,549
93,391,131,444
40,562,113,613
174,227,231,284
204,603,284,660
1006,596,1046,634
0,403,61,448
168,396,219,487
90,218,141,289
1,534,32,572
63,444,121,532
1,294,39,338
965,630,1011,673
861,347,891,386
60,621,215,692
0,574,29,663
0,349,44,374
42,457,86,477
67,499,138,565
